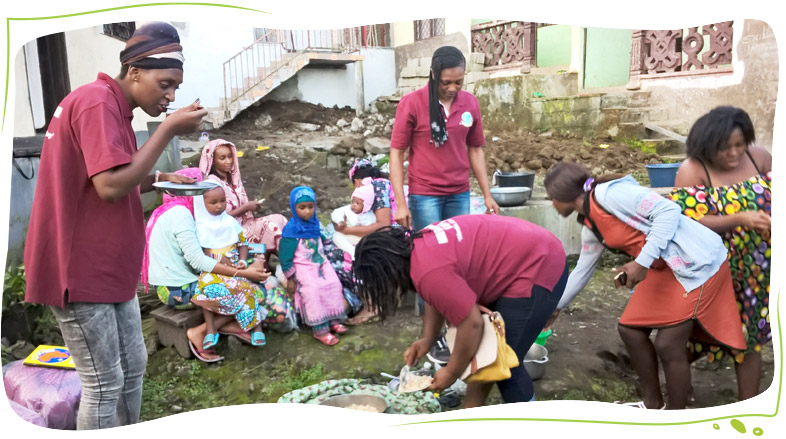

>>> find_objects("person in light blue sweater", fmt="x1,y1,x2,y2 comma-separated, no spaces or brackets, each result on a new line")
142,168,268,362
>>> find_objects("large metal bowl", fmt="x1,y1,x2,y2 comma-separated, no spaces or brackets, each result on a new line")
490,187,532,207
319,394,387,413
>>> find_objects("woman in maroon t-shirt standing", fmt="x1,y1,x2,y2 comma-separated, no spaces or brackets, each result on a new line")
353,214,568,407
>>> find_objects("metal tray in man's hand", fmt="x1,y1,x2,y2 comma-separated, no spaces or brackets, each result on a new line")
153,181,220,196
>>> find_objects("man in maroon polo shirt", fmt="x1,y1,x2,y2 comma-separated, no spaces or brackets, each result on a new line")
23,22,206,429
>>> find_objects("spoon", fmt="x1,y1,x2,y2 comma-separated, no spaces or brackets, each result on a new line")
398,364,410,390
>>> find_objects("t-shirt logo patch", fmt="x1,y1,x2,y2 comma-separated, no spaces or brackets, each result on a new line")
460,111,473,127
424,219,463,244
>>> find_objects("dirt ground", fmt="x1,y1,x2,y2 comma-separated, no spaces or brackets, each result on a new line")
145,99,774,419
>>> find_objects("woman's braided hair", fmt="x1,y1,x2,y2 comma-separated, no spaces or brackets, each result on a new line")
352,226,421,320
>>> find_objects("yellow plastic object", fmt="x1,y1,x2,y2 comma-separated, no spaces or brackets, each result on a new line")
237,151,245,157
599,144,610,149
256,145,270,151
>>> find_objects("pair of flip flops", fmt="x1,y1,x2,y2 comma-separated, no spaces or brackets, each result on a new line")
218,329,266,346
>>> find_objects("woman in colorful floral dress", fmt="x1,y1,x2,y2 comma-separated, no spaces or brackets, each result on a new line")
672,106,772,401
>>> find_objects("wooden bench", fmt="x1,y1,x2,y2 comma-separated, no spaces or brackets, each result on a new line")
150,305,204,359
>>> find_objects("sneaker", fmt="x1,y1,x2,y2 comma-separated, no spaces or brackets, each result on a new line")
437,389,462,408
426,336,451,365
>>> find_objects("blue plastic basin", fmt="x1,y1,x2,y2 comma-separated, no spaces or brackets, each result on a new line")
646,163,681,188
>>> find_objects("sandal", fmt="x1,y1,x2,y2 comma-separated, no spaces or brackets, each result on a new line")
330,323,349,334
251,331,266,346
202,333,220,350
345,313,381,326
188,340,224,363
313,332,340,346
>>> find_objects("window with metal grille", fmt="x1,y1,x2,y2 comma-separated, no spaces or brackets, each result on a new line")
414,19,446,41
102,22,135,42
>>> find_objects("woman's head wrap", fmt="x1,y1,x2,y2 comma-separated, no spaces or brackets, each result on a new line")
119,22,184,70
428,46,465,147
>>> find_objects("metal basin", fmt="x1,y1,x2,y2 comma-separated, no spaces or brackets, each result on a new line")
493,170,535,189
523,344,548,381
490,187,532,207
319,394,387,413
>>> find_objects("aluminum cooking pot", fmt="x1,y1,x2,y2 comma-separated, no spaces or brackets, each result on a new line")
492,170,535,189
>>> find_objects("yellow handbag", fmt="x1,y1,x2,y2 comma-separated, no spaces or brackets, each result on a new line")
444,306,520,383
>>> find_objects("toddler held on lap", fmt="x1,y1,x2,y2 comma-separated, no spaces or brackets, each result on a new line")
332,184,377,257
192,186,268,349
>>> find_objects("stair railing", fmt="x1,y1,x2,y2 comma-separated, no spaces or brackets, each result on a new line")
222,28,363,114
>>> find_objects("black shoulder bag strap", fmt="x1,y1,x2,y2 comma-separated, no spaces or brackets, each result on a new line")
576,190,607,247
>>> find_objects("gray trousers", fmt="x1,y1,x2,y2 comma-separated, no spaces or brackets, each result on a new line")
51,296,147,429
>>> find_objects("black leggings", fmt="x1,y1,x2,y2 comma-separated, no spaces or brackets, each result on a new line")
490,263,568,403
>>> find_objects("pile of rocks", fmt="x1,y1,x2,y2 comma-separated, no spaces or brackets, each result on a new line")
323,112,396,139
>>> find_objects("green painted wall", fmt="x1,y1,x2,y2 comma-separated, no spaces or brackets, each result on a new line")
583,27,632,88
537,25,572,67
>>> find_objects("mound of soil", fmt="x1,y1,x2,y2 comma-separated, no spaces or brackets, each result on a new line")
482,131,661,179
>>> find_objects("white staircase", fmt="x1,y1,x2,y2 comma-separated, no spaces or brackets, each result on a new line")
205,29,366,130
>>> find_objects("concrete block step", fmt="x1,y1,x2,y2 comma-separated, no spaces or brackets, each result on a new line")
644,122,687,143
661,153,687,161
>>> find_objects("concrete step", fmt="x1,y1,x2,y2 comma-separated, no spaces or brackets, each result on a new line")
644,122,687,144
661,153,687,161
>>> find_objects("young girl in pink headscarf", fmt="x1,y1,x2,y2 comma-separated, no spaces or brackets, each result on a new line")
199,139,287,257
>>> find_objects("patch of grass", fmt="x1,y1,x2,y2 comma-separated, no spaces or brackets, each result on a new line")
625,138,658,155
630,169,650,186
140,378,173,418
264,361,327,402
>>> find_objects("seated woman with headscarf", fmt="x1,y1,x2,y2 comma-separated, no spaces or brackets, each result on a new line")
143,168,270,362
323,158,405,324
199,139,287,265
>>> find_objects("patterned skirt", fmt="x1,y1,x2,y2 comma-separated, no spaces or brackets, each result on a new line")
192,272,267,331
